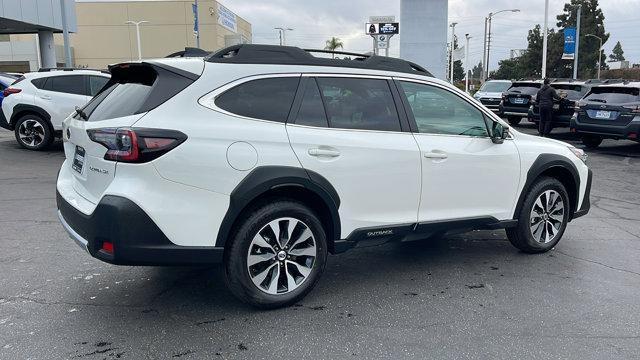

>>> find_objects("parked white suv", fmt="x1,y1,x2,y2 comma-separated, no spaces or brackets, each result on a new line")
56,45,592,308
0,69,110,150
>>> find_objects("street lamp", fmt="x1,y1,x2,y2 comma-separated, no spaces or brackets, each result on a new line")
465,33,471,93
483,9,520,81
449,22,457,84
586,34,603,79
274,27,294,46
125,20,149,61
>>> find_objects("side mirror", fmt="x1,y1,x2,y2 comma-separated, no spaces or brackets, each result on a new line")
491,122,509,144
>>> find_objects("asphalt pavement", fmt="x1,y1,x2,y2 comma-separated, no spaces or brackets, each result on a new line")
1,122,639,359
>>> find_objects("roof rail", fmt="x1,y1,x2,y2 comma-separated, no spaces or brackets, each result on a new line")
38,67,109,74
166,47,211,58
205,44,432,76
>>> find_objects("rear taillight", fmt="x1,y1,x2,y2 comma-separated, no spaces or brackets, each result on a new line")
2,88,21,97
87,128,187,163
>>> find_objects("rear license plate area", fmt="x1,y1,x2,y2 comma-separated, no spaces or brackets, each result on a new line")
72,146,85,174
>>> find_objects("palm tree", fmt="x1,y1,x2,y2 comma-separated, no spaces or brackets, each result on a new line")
324,37,344,59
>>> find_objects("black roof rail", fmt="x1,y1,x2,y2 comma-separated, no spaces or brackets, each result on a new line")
205,44,432,77
38,67,109,74
166,47,211,58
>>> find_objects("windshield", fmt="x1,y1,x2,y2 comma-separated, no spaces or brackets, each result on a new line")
479,81,511,93
508,83,540,95
584,87,640,104
554,84,586,100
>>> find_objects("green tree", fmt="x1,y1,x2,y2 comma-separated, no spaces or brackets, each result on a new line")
449,35,465,82
609,41,625,61
324,37,344,58
471,62,483,81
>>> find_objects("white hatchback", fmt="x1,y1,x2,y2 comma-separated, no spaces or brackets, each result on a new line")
56,45,592,308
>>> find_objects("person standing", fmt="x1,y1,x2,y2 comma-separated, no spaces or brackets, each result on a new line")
536,78,562,137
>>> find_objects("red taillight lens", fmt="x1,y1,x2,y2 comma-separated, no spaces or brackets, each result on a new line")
2,87,21,97
629,132,638,139
101,241,114,254
87,128,186,163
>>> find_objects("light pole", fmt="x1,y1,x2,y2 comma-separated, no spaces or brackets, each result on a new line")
126,20,149,61
542,0,549,78
60,0,72,67
449,22,457,84
465,33,471,93
572,4,582,79
485,9,520,79
274,27,293,46
481,17,488,83
586,34,603,79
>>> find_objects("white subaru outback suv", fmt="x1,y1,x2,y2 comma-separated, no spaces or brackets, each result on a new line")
0,69,110,150
56,45,592,308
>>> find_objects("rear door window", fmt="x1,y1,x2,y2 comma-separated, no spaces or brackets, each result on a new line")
315,77,401,131
43,75,87,95
215,77,300,122
584,87,640,104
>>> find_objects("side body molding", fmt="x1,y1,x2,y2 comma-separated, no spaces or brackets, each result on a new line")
215,166,341,248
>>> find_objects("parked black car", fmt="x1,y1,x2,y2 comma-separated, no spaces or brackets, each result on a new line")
499,80,543,125
570,81,640,148
528,80,593,127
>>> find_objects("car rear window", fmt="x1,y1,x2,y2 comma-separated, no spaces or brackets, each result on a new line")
553,84,586,100
508,83,540,95
79,64,195,122
584,87,640,104
215,77,300,122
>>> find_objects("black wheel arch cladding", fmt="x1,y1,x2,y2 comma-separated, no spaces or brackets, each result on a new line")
11,104,51,126
216,166,341,249
514,153,581,220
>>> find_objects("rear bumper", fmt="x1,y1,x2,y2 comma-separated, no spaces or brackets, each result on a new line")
572,169,592,220
56,190,224,265
0,109,11,130
571,117,640,140
499,104,530,117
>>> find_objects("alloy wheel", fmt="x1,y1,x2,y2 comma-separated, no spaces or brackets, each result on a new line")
246,217,316,295
18,120,46,148
529,190,565,244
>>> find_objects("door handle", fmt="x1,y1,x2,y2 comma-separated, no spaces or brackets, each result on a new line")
308,148,340,158
39,95,52,100
424,151,448,159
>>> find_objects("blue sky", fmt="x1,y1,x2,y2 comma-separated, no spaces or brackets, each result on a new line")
225,0,640,71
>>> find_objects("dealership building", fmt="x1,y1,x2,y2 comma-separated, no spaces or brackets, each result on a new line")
0,0,252,72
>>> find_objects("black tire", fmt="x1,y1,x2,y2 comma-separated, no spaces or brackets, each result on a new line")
582,135,603,149
507,116,522,126
506,177,570,253
224,199,328,309
14,114,53,151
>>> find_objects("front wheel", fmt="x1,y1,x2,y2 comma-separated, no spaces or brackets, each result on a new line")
507,116,522,126
582,135,603,149
507,177,570,253
14,115,53,150
224,200,328,309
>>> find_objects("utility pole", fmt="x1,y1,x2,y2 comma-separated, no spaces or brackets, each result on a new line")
586,34,603,79
126,20,149,61
60,0,72,67
481,17,488,83
573,4,582,79
449,22,457,84
274,27,293,46
541,0,549,78
465,34,471,93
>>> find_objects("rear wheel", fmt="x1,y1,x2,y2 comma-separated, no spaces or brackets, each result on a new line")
224,199,328,309
507,116,522,126
582,135,603,149
14,115,53,151
507,177,570,253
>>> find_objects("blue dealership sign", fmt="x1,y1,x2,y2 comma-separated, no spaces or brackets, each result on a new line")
562,27,576,60
192,3,199,35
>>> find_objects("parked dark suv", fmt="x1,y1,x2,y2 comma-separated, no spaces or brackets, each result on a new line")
528,80,593,128
499,80,543,125
570,81,640,148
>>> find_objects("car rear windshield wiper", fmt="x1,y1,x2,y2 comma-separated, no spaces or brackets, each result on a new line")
511,90,522,94
589,98,607,103
74,106,88,120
